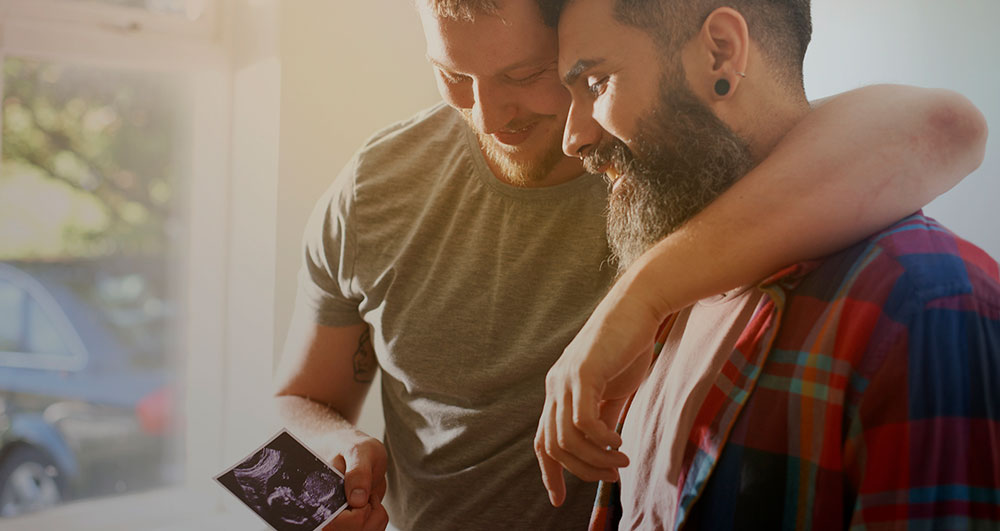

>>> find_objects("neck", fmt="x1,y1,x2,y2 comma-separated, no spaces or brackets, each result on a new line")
747,94,811,164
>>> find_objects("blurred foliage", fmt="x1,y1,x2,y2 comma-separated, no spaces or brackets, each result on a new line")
0,57,187,260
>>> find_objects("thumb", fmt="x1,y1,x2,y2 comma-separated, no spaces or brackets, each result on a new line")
340,449,373,508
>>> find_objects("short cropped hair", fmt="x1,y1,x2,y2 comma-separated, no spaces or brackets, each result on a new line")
420,0,500,21
537,0,812,88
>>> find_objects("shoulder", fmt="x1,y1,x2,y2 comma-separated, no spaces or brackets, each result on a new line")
865,213,999,298
363,102,464,149
774,213,1000,380
352,102,472,181
797,213,1000,319
319,102,472,213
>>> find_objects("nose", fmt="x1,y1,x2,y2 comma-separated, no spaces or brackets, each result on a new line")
562,98,601,159
469,79,517,134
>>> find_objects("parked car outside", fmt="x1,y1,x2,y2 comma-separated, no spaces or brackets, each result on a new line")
0,261,180,517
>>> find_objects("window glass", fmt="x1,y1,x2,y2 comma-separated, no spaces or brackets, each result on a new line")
25,298,70,356
0,56,188,517
0,281,23,352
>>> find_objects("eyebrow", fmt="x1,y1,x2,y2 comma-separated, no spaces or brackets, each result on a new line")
563,58,603,86
426,55,453,72
426,54,554,77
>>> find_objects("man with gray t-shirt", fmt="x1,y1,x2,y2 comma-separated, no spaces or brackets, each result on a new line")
290,103,613,528
272,1,985,529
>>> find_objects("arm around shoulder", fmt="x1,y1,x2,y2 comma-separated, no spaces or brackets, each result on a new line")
533,85,990,477
596,84,989,326
811,84,988,202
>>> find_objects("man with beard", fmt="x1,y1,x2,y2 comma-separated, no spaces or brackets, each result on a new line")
274,1,990,530
536,0,1000,529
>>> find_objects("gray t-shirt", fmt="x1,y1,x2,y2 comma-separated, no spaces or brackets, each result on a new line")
299,103,615,530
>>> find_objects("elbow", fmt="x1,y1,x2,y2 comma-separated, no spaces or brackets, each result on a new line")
925,90,988,181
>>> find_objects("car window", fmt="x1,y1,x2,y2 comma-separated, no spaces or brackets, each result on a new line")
25,297,71,356
0,280,24,352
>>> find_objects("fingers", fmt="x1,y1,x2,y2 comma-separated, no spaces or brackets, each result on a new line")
534,403,567,507
324,503,370,531
343,451,371,508
550,404,627,481
341,439,388,509
569,383,623,451
535,358,634,507
535,396,628,508
369,449,388,504
536,442,567,507
556,391,627,473
598,396,629,432
323,496,388,531
363,495,389,531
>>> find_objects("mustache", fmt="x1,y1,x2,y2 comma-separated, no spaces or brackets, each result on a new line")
458,108,548,134
583,136,629,177
582,135,654,185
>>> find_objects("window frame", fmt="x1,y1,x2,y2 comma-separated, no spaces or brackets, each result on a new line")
0,0,219,39
0,0,281,526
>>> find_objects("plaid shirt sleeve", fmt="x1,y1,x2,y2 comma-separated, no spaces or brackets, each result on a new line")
845,269,1000,528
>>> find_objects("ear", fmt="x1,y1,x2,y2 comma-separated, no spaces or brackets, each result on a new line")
682,7,749,102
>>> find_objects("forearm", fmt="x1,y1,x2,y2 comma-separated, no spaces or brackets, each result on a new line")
273,316,377,453
274,394,370,458
626,84,987,317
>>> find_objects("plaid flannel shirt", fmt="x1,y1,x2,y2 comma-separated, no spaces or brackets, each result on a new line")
590,213,1000,530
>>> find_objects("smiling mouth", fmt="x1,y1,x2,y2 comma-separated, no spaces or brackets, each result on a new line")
491,122,538,146
504,123,534,134
599,165,624,190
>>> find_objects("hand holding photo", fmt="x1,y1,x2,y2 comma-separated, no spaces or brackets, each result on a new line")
215,429,348,531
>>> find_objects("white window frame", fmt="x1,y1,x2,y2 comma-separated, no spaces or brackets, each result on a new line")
0,0,281,527
0,0,220,38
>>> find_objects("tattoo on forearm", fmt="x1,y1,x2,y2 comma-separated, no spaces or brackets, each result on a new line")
353,328,377,383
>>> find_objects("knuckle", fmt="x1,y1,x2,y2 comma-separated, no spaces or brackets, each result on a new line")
544,370,558,390
544,439,559,456
345,444,363,461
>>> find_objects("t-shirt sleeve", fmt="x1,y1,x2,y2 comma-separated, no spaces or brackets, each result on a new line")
296,156,365,327
846,292,1000,527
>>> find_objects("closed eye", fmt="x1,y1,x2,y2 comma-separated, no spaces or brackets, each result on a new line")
587,76,609,97
440,70,471,84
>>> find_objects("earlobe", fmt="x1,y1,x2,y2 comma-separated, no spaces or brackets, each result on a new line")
701,7,750,100
714,79,731,97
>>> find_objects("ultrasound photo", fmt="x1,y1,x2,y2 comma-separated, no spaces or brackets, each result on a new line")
216,429,348,531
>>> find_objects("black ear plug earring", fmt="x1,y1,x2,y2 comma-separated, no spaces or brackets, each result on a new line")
714,78,731,96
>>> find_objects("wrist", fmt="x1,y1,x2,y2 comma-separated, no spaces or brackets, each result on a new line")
617,251,677,322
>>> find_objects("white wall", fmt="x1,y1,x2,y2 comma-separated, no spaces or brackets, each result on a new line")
273,1,1000,436
275,0,440,436
806,0,1000,259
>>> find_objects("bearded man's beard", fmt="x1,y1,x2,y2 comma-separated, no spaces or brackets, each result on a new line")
585,73,754,273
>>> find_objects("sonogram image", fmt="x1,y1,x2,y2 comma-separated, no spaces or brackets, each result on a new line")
216,430,348,531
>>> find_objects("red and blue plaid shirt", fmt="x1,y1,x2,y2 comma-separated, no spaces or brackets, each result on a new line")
591,213,1000,530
